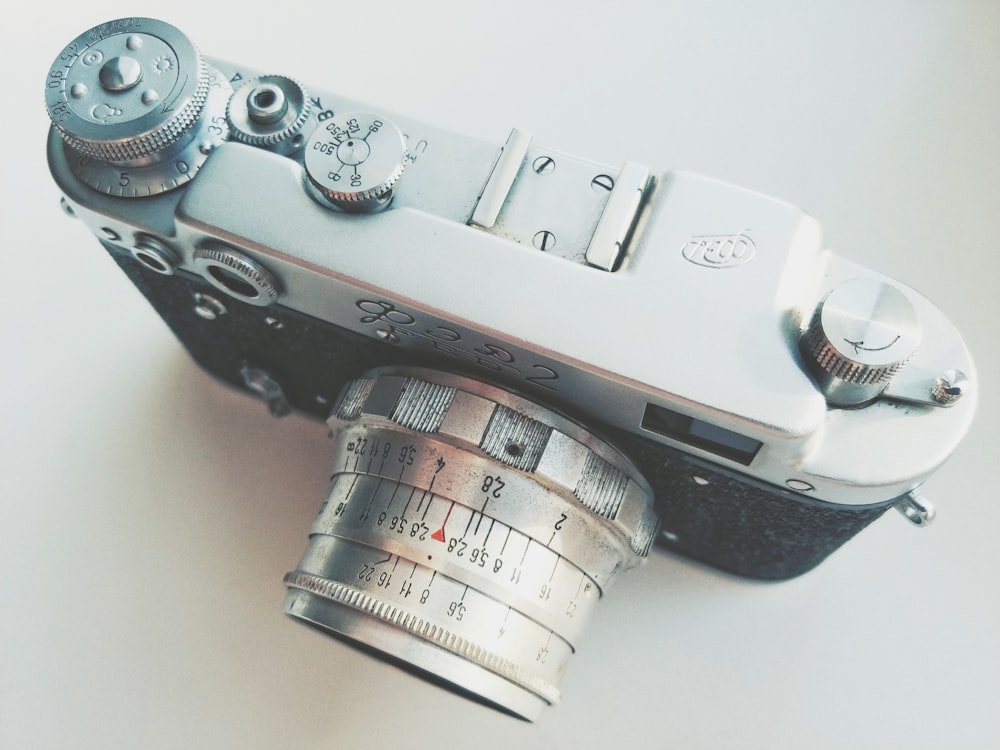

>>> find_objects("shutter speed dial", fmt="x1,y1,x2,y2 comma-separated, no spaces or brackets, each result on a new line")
304,112,407,212
800,278,921,406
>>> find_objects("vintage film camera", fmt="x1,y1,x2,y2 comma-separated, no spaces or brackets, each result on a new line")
45,18,976,719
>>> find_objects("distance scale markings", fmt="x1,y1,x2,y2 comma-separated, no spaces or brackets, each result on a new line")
326,422,635,586
311,471,600,645
288,534,572,700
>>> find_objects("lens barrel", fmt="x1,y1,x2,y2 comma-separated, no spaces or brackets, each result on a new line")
284,368,657,720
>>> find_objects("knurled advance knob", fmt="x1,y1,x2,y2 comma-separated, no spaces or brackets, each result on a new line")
800,278,921,406
303,112,406,212
45,18,209,164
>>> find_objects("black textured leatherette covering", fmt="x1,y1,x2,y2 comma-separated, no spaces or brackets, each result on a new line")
105,244,893,581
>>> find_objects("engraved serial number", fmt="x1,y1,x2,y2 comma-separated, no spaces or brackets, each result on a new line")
355,299,560,391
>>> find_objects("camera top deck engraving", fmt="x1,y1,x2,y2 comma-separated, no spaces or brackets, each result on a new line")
681,230,756,268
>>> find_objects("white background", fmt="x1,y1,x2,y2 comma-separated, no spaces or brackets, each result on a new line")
3,2,998,748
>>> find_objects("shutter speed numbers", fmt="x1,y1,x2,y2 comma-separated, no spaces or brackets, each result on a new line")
303,112,406,210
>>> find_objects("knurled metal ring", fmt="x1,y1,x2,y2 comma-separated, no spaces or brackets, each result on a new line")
45,18,210,164
192,243,281,306
332,367,659,557
226,75,313,150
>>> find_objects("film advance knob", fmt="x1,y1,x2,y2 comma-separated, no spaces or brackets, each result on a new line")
800,278,921,406
303,112,407,212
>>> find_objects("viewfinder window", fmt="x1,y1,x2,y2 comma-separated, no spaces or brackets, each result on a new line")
641,405,762,466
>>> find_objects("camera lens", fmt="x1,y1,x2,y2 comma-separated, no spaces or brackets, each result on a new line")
283,368,657,720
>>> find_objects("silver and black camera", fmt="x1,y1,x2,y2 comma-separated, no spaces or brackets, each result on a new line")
45,18,976,719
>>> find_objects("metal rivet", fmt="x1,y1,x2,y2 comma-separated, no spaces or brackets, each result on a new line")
533,230,556,251
661,530,680,543
265,316,286,331
193,293,227,320
100,227,121,241
376,329,400,344
532,156,556,175
692,476,710,486
59,197,77,218
591,174,615,192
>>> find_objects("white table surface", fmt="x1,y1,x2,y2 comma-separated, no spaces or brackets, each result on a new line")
3,2,998,748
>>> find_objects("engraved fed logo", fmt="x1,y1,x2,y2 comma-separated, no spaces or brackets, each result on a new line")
681,230,756,268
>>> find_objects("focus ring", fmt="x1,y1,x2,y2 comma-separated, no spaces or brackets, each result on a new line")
284,570,562,705
333,369,659,557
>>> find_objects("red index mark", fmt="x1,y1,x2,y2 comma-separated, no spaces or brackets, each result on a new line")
431,503,454,543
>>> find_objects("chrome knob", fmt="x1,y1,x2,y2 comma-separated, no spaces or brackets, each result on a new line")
800,278,921,406
226,75,314,154
44,18,231,195
45,19,209,163
303,112,406,212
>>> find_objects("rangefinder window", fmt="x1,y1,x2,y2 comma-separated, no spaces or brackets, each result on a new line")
642,404,762,466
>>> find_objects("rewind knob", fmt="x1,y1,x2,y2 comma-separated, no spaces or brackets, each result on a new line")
800,278,921,406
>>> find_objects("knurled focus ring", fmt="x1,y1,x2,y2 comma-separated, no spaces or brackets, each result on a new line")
332,368,659,558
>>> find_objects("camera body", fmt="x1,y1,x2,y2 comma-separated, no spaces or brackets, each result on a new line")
46,18,976,581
